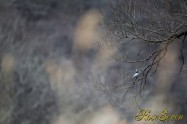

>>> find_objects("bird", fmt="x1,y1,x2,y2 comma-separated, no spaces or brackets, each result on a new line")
133,69,140,79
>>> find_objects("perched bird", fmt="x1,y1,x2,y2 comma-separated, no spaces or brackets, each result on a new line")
133,69,140,79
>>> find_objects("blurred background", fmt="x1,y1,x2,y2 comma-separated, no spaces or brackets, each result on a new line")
0,0,186,124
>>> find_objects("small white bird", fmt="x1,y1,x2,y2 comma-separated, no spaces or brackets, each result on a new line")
133,69,140,79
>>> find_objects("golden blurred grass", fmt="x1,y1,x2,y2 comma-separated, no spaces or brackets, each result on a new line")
73,9,102,53
0,54,14,124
